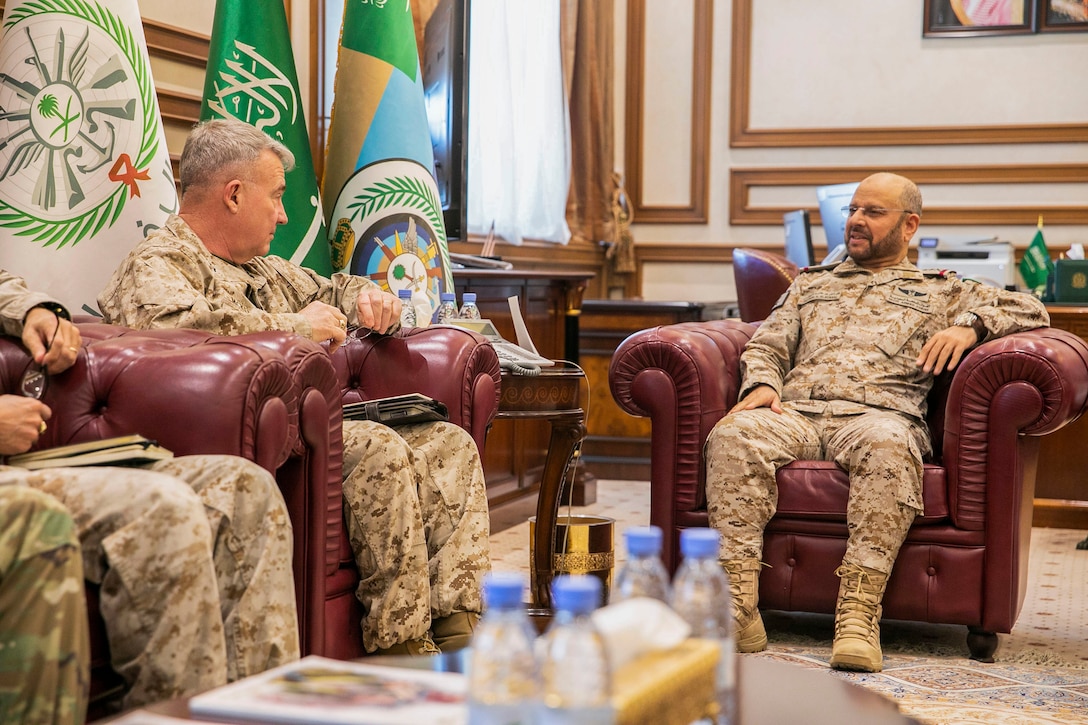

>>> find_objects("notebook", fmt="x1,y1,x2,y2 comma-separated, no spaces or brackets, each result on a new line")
342,393,449,426
6,434,173,470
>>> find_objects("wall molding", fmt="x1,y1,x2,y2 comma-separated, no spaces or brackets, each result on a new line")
730,165,1088,227
624,0,712,223
729,0,1088,148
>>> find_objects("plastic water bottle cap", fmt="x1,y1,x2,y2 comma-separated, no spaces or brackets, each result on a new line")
462,292,477,304
397,288,412,299
624,526,663,557
679,527,720,560
551,575,602,614
483,572,526,610
441,292,456,302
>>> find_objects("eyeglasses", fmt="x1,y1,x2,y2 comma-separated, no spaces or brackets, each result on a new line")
841,206,915,220
20,319,60,400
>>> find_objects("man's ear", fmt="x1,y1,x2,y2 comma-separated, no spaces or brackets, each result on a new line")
223,179,242,212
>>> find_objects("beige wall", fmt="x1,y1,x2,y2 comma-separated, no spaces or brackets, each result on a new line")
621,1,1088,302
138,2,1087,304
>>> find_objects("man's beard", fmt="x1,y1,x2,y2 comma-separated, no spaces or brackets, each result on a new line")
847,215,905,264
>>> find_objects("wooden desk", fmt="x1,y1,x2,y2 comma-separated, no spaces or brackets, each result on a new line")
1035,305,1088,528
453,270,593,505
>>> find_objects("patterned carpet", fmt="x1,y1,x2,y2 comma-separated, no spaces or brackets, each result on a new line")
489,480,1088,725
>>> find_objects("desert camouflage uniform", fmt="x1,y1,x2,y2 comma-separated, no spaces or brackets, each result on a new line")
0,457,299,709
1,267,299,708
99,214,491,652
706,258,1048,574
0,486,88,725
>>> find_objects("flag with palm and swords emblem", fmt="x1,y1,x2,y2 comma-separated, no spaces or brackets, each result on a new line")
323,0,454,325
0,0,177,313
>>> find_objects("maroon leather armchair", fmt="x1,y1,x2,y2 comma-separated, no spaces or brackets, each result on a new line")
78,321,502,662
609,319,1088,659
732,248,798,322
1,328,298,715
320,326,502,659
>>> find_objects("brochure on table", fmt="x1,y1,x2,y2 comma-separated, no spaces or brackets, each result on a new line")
187,655,466,724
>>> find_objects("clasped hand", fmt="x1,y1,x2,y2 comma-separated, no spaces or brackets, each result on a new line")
300,289,402,354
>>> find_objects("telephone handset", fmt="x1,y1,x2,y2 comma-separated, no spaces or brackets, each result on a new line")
441,318,556,376
492,339,554,376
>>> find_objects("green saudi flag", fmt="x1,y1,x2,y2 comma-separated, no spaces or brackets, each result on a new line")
200,0,332,275
1019,218,1053,296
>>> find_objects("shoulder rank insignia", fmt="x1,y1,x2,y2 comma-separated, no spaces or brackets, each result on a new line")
799,262,839,273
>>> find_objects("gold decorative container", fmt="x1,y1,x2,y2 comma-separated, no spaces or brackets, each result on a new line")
529,514,615,606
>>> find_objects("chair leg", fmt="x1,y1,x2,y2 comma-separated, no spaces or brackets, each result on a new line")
966,627,997,662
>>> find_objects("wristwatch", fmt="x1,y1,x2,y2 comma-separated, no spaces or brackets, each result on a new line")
953,312,986,342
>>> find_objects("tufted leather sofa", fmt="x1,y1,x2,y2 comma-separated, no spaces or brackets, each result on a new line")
609,318,1088,659
1,328,299,715
77,321,502,664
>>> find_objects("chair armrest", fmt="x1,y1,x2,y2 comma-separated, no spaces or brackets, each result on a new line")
942,327,1088,529
4,333,297,475
332,326,501,454
609,319,755,564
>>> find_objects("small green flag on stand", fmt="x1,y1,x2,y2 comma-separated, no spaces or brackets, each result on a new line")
201,0,332,275
1019,216,1053,296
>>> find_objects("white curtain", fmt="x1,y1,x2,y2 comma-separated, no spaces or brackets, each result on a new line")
467,0,571,245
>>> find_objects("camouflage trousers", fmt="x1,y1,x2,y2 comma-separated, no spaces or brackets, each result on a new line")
704,404,927,574
0,455,300,710
341,420,491,652
0,486,88,725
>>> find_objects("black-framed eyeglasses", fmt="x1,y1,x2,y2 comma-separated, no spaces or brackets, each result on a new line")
841,205,915,220
20,319,60,400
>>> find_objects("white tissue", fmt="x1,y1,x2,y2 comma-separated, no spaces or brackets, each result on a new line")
1067,244,1085,261
590,598,691,670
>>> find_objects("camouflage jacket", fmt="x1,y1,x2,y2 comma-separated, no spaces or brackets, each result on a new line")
98,215,379,337
0,270,62,339
741,258,1049,421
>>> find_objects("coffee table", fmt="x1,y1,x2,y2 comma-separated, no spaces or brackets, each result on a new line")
99,653,919,724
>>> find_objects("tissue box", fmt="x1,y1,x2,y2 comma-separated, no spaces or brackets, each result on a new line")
1055,259,1088,304
611,639,720,725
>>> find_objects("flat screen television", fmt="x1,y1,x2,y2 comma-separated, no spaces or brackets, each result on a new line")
782,209,814,267
815,181,860,253
423,0,470,241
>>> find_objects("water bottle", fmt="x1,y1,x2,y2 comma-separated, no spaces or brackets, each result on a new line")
436,292,460,324
459,292,482,320
613,526,672,603
670,528,735,725
537,575,614,725
468,572,539,725
397,288,416,328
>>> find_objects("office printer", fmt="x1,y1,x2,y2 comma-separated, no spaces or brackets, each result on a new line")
916,236,1016,289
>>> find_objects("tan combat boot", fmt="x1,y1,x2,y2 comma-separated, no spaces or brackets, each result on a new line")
829,564,889,672
723,558,767,653
431,611,480,652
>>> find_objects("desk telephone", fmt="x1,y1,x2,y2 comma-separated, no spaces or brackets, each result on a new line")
443,318,555,375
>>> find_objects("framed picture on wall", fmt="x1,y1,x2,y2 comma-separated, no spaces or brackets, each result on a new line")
1038,0,1088,31
923,0,1038,36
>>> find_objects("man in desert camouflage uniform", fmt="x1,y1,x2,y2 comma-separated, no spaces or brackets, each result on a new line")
0,269,299,710
706,173,1047,672
98,118,490,656
0,486,87,725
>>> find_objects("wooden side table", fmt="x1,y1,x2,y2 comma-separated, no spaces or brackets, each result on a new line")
495,363,586,608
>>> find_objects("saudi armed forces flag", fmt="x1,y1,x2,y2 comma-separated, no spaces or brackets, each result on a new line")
201,0,331,275
0,0,177,313
324,0,453,324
